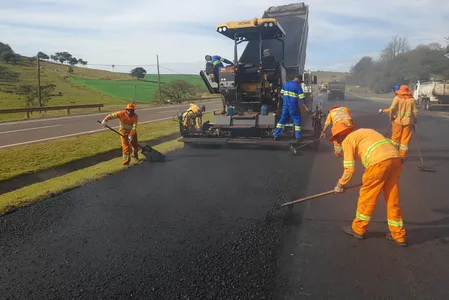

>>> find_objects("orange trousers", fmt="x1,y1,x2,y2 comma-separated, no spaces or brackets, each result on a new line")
391,123,413,158
352,158,406,243
120,130,138,165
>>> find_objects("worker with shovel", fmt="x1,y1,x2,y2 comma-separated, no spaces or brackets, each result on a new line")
101,104,139,165
330,123,407,247
380,85,418,160
320,105,353,156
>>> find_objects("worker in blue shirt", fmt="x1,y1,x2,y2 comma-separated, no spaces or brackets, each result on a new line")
205,55,233,82
273,75,310,140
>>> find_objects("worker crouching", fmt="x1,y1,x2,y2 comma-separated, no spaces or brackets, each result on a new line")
320,105,353,156
101,104,139,165
330,123,407,247
182,103,206,130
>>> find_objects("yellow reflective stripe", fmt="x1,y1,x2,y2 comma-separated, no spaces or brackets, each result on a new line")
397,111,411,116
356,212,371,221
276,124,285,129
390,104,395,109
388,219,404,227
280,89,284,94
364,139,390,167
324,121,331,126
108,113,118,119
334,146,343,150
132,123,137,130
298,93,305,99
120,123,133,130
213,60,221,66
412,109,418,113
281,91,300,98
400,144,408,150
294,126,301,131
343,160,355,167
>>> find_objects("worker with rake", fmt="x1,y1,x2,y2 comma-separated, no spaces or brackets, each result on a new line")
330,122,407,247
101,104,139,165
379,85,418,160
182,103,206,130
320,105,353,156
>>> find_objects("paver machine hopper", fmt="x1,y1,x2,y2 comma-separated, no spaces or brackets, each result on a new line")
179,2,323,151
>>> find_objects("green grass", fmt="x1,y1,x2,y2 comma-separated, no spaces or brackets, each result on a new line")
0,112,215,182
0,138,184,216
69,74,203,103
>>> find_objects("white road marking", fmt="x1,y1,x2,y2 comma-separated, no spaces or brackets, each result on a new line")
0,124,62,135
0,101,221,126
0,116,174,149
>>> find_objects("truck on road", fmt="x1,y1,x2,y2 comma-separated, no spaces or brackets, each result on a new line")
413,80,449,111
327,81,345,100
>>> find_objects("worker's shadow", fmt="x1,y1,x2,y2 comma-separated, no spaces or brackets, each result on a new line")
369,207,449,246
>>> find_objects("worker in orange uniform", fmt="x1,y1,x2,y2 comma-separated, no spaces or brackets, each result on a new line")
182,103,206,130
330,122,407,247
320,105,354,156
380,85,418,160
101,104,139,165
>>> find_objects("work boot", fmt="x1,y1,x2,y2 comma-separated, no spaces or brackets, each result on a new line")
342,225,365,239
385,233,407,247
122,161,130,166
132,151,139,160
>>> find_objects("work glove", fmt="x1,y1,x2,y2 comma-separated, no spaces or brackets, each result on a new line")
101,119,107,127
334,183,344,193
378,109,383,114
128,135,134,143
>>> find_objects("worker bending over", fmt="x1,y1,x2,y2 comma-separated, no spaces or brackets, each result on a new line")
101,104,138,165
182,103,206,130
330,123,407,247
380,85,418,159
273,75,310,140
320,105,353,156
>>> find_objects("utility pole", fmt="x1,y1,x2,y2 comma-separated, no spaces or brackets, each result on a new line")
37,55,42,107
157,54,162,102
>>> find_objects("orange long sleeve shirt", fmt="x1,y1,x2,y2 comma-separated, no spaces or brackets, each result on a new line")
338,128,401,186
389,95,418,125
324,106,352,126
104,111,138,135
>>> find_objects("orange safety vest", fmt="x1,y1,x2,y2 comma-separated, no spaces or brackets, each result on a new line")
325,106,353,126
105,111,138,134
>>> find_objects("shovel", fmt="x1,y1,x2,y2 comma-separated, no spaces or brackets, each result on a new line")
414,127,435,172
97,120,165,162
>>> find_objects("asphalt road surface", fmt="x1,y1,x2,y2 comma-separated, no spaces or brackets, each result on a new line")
1,93,448,299
0,101,222,149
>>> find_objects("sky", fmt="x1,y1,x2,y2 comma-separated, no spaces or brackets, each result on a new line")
1,0,448,74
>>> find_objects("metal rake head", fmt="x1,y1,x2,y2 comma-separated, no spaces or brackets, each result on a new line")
140,145,165,162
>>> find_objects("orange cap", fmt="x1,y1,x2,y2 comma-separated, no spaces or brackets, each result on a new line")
328,122,355,142
125,103,136,110
328,105,341,113
396,85,411,96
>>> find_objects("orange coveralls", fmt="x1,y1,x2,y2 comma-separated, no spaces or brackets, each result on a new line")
182,104,202,129
324,106,353,155
339,128,406,243
104,111,138,165
389,95,418,158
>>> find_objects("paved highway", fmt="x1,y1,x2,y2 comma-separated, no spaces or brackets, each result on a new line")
1,94,448,299
0,101,223,149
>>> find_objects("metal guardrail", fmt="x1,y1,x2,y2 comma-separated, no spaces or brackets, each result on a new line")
164,96,223,104
0,104,104,119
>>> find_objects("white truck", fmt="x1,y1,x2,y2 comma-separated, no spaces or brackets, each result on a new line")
413,80,449,111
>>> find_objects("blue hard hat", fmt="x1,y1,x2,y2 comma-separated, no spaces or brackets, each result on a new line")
392,84,400,91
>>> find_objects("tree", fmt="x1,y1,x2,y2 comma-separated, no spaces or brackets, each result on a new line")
14,83,56,107
37,51,49,60
380,35,409,62
50,54,58,63
153,80,198,103
0,42,12,54
67,66,74,76
1,50,15,63
69,57,78,66
130,67,147,80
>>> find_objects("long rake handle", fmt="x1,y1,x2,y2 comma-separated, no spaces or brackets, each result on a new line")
280,183,362,207
414,131,425,167
97,120,147,150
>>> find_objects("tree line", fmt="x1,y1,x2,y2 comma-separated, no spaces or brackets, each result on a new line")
347,35,449,93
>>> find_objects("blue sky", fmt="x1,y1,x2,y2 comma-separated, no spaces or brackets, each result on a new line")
1,0,447,74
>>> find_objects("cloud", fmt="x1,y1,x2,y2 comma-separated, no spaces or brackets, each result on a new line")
1,0,448,73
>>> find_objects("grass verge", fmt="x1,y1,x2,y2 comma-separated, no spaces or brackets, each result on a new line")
0,138,184,216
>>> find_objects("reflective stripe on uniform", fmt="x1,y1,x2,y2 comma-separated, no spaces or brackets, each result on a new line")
120,123,133,130
356,212,371,221
298,93,305,99
363,139,390,167
334,146,343,150
281,90,300,98
294,126,301,131
132,123,137,130
388,219,404,227
400,144,408,150
122,154,130,160
276,124,285,129
213,60,221,66
343,160,355,167
412,109,418,113
108,113,118,119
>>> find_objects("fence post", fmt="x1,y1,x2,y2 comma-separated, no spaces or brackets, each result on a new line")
26,112,30,119
67,108,70,115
